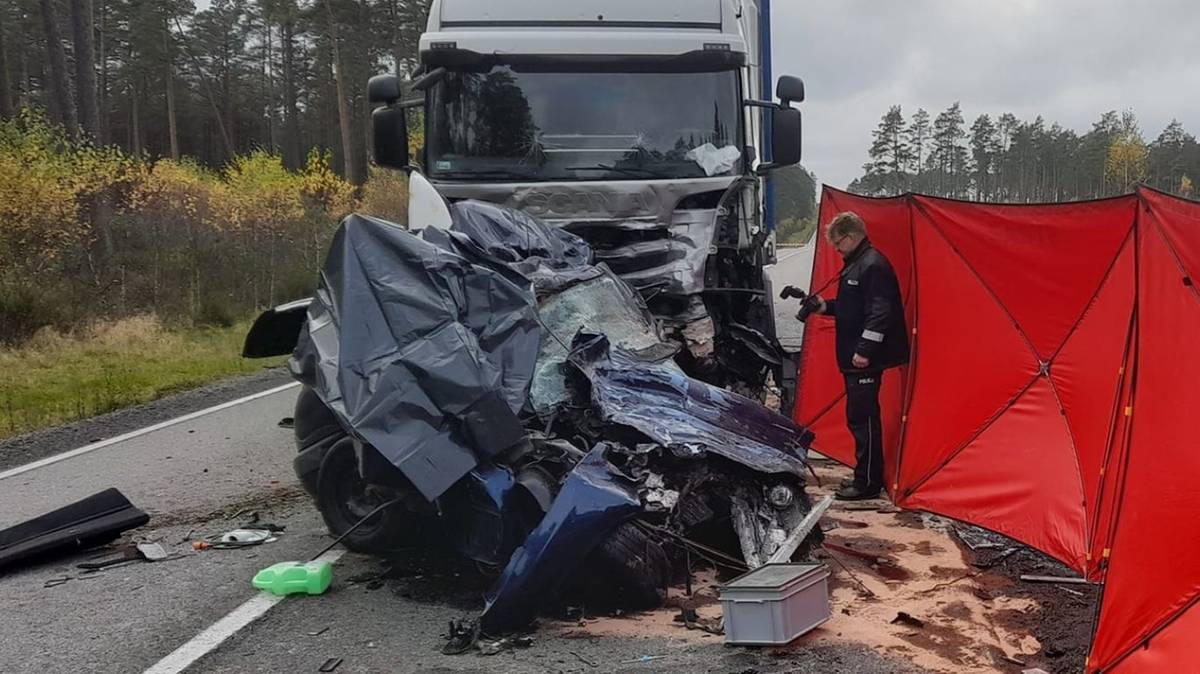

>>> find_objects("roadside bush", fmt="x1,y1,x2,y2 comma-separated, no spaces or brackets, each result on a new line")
359,165,410,225
0,281,82,343
0,111,380,433
777,216,817,244
0,109,418,346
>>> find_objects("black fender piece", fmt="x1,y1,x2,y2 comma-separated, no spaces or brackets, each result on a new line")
0,488,149,572
242,298,312,358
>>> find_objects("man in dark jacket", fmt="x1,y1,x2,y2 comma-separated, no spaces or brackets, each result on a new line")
809,212,909,500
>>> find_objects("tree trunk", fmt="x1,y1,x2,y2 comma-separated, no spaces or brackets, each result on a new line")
69,0,100,138
262,24,272,151
0,21,13,117
40,0,79,137
222,68,233,154
172,17,234,161
17,40,29,109
281,20,302,170
129,79,141,155
164,18,179,159
324,0,361,185
98,0,108,143
264,23,274,153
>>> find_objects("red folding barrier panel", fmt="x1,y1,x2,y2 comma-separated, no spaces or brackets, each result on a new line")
1088,188,1200,673
898,194,1136,575
794,186,1200,673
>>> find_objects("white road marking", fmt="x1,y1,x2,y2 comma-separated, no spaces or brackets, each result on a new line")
0,381,301,482
142,549,346,674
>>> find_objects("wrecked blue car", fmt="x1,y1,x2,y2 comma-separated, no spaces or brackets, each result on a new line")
244,176,819,634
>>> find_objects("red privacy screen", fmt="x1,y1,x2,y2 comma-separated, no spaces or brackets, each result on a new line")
793,185,1200,673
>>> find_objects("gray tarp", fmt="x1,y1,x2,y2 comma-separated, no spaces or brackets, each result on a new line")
290,213,540,501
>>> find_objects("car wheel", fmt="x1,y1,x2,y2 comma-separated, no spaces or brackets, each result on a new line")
584,522,671,610
315,438,412,555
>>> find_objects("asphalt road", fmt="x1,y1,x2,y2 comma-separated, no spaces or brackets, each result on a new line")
768,242,816,352
0,244,928,674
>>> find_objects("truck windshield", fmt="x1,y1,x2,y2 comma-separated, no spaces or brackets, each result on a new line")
427,66,742,181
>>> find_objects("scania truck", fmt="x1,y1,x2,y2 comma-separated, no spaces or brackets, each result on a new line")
369,0,805,400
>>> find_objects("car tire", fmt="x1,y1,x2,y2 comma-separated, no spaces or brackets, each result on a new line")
314,438,413,556
293,386,346,495
584,522,671,610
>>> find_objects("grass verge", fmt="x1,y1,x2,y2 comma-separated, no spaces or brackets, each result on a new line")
0,316,288,440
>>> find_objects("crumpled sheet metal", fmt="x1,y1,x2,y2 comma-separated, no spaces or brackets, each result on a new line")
434,178,736,325
479,444,641,634
290,213,540,501
571,335,813,478
565,209,718,309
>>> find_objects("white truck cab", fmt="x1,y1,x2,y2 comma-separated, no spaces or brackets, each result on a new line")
370,0,805,402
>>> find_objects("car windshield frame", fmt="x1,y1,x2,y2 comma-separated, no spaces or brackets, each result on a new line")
425,66,745,182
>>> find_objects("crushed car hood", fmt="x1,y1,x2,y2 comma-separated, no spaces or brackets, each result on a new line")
570,334,813,478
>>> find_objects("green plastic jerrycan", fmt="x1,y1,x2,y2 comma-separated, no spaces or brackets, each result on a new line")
252,560,333,596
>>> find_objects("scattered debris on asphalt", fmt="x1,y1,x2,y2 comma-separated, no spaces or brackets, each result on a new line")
1020,575,1088,585
307,627,329,637
220,529,275,545
569,651,599,668
137,542,169,561
838,502,891,512
0,488,149,572
621,655,669,664
970,547,1020,569
317,657,342,672
954,525,1005,551
192,528,279,551
77,545,141,571
278,417,295,428
442,620,479,655
890,612,926,629
673,607,724,635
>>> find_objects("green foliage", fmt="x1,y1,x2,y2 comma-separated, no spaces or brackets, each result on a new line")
774,164,817,222
773,164,817,244
777,216,817,245
0,109,370,344
851,104,1200,203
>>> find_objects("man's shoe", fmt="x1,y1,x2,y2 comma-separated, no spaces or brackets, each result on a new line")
835,484,882,501
839,477,854,488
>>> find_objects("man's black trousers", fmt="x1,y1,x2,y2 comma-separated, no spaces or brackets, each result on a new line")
844,371,884,491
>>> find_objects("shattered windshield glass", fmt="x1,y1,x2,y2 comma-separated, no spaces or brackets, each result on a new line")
428,67,743,181
531,269,678,413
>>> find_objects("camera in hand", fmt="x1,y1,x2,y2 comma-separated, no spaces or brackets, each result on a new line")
779,285,823,322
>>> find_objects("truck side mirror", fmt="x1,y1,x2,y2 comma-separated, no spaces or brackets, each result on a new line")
368,74,403,105
757,107,801,174
776,76,805,107
372,106,410,169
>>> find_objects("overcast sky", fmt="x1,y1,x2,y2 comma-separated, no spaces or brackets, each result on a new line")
772,0,1200,189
